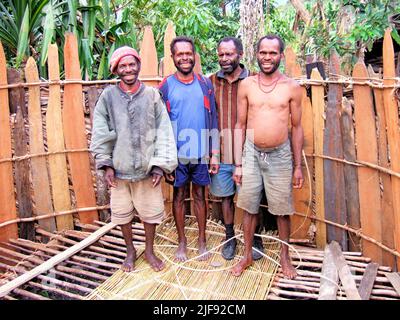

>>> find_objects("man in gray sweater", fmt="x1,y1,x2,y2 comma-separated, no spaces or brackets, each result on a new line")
90,46,178,272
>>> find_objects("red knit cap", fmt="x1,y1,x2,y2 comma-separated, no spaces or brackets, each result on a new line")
109,46,141,74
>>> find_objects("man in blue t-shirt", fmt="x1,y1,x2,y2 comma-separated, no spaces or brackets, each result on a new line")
159,36,219,262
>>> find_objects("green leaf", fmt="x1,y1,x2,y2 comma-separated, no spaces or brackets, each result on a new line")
97,47,107,80
16,5,30,67
40,4,55,66
391,29,400,46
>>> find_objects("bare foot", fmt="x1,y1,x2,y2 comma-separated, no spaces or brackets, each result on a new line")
175,241,188,262
121,248,136,272
280,254,297,279
145,252,165,272
231,257,252,277
197,241,211,261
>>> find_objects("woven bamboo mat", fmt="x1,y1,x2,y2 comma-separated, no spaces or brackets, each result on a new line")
86,217,281,300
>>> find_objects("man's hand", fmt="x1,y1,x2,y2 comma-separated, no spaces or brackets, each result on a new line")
293,166,304,189
165,173,175,183
208,155,220,175
150,166,163,187
152,173,162,187
233,166,242,186
105,167,117,188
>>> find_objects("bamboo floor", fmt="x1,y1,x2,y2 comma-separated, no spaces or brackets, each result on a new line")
0,217,399,300
86,216,281,300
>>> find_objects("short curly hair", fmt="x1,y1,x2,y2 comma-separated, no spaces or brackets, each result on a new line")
256,35,285,53
170,36,195,55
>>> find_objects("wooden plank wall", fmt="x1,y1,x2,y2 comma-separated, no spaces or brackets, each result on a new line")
284,29,399,269
0,25,399,271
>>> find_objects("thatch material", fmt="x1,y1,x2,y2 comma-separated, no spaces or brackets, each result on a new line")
86,217,281,300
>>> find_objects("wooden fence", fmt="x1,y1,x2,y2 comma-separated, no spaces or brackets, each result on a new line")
0,23,399,270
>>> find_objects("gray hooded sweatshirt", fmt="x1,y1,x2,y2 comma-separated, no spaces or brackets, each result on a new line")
90,83,178,181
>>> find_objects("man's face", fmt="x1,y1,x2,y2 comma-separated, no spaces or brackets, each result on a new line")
172,41,195,75
217,40,241,75
257,38,283,75
116,55,140,85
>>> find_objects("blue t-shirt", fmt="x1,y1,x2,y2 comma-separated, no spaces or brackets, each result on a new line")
167,75,207,160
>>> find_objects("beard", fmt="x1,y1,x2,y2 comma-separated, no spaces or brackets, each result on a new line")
220,59,240,75
257,58,281,75
174,59,195,75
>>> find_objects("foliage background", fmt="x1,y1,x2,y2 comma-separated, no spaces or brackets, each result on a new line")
0,0,398,78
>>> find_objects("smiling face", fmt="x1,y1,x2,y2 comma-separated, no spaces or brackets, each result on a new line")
116,55,140,86
217,40,242,75
256,38,283,75
172,41,195,76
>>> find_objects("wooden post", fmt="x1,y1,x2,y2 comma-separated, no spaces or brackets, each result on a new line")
87,86,110,223
285,47,313,239
25,57,56,233
368,65,395,269
340,97,361,252
163,21,176,77
318,245,338,300
352,60,382,264
323,51,347,249
329,241,361,300
194,52,202,74
47,44,74,231
63,33,98,224
383,28,400,269
14,107,35,240
139,26,159,87
311,68,326,248
0,41,18,241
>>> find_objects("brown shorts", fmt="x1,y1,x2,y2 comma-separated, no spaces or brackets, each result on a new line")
110,177,165,225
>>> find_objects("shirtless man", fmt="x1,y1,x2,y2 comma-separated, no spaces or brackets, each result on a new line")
231,35,304,279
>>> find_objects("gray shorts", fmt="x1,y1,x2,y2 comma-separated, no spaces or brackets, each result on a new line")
236,138,294,215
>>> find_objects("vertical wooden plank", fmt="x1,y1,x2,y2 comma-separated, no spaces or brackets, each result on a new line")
368,65,395,269
7,69,25,115
63,33,98,224
340,97,361,252
323,51,347,249
25,57,56,233
286,49,313,239
385,272,400,296
382,28,400,269
194,52,202,74
163,21,177,77
87,86,110,222
139,26,159,87
353,60,382,263
14,107,35,240
318,245,339,300
0,41,18,241
329,241,361,300
311,68,326,248
47,44,74,231
358,262,379,300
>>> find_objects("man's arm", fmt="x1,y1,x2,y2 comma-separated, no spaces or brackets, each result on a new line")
233,79,249,185
289,81,304,189
89,92,117,187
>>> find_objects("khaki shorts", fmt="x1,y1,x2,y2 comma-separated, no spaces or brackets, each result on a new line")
237,138,294,216
110,177,165,225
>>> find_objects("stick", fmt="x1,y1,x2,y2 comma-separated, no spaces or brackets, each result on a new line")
0,222,116,298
